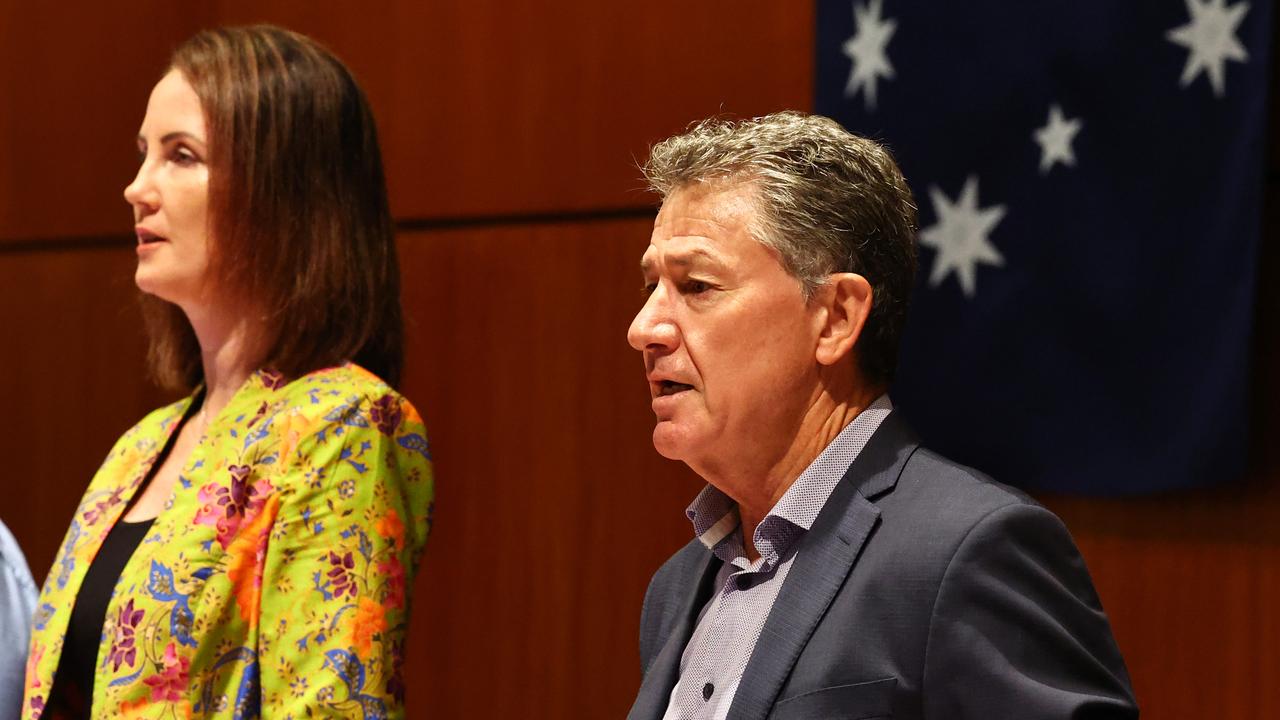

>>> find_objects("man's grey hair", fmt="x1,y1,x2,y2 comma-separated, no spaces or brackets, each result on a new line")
642,111,918,384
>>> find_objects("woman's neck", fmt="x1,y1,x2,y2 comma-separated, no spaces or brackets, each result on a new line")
184,303,255,423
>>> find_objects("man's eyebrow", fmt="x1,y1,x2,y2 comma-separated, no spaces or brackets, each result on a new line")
640,247,725,273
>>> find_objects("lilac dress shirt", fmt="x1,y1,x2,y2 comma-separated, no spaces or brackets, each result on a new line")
662,395,892,720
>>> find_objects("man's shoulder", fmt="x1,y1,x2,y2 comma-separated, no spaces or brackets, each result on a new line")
850,442,1066,580
887,445,1042,524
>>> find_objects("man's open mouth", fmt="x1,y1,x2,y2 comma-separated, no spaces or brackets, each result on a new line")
657,381,693,397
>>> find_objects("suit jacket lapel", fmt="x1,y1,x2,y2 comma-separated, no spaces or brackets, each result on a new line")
628,548,721,720
727,411,918,720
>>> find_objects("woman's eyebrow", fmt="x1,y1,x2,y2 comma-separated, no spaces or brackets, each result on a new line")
137,131,206,145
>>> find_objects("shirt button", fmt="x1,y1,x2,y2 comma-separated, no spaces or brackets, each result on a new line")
735,575,751,591
703,682,714,701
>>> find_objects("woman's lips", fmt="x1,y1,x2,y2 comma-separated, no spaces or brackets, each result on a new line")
134,226,168,244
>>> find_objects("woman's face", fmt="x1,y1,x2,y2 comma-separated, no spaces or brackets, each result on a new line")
124,69,212,308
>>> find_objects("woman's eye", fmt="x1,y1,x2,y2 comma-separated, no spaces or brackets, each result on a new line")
172,148,200,166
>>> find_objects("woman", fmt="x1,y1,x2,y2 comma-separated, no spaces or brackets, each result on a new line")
22,26,433,719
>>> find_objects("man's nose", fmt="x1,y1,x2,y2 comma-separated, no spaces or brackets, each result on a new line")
627,287,679,352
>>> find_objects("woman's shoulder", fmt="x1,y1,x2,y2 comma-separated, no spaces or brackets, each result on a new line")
269,363,419,417
255,363,425,440
259,364,431,489
283,362,398,398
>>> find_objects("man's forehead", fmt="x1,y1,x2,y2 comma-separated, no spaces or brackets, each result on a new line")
638,182,767,272
654,182,757,231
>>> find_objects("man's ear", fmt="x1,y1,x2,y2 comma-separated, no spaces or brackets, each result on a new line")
815,273,873,367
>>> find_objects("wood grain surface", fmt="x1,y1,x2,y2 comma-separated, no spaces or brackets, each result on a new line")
0,1,813,243
1,2,1276,718
397,220,704,717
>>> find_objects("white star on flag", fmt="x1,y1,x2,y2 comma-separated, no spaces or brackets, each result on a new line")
919,176,1007,298
842,0,896,110
1166,0,1250,97
1033,104,1083,174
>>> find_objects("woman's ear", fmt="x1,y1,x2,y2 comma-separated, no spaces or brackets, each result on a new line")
815,273,873,367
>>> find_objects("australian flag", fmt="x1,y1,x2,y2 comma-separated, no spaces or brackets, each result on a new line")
817,0,1274,494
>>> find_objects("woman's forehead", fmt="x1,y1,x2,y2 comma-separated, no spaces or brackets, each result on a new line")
140,70,206,140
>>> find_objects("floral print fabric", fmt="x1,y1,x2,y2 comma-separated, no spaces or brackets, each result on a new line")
23,364,434,719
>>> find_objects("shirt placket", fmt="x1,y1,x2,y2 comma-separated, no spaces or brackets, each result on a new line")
676,548,769,719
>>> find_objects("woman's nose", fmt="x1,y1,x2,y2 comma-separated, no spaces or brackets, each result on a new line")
123,160,156,213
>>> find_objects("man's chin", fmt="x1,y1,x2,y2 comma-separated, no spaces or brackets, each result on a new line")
651,422,694,461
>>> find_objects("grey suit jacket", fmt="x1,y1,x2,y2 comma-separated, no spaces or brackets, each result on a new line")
629,412,1138,720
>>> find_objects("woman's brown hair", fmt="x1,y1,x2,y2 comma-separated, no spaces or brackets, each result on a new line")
142,25,402,390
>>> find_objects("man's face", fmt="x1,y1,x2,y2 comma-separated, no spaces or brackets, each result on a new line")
627,183,825,472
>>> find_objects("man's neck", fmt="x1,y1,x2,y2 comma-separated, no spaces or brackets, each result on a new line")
718,383,884,562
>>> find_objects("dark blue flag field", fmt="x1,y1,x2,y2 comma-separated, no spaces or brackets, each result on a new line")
816,0,1274,494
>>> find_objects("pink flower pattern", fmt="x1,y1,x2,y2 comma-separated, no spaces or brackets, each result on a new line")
143,643,190,703
194,464,273,549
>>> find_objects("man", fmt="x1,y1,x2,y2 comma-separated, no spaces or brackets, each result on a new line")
1,518,37,720
626,112,1137,719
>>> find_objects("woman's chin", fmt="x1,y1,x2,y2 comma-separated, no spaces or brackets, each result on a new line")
134,270,191,306
134,271,168,300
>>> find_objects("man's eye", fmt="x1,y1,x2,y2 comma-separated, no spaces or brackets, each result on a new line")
640,282,657,298
684,280,712,294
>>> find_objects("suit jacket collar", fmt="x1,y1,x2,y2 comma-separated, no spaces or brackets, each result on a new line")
727,409,918,719
629,411,919,720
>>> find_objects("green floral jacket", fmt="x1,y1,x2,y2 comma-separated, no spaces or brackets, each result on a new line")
23,364,434,719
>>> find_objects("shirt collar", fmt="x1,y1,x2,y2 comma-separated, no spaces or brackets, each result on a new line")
685,394,894,566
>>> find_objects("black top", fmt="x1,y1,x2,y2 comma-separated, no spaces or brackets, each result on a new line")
47,396,199,718
48,518,154,719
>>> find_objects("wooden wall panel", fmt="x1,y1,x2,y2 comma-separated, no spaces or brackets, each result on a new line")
395,219,703,718
211,0,815,221
1042,481,1280,718
0,1,812,243
0,4,210,244
0,244,171,574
